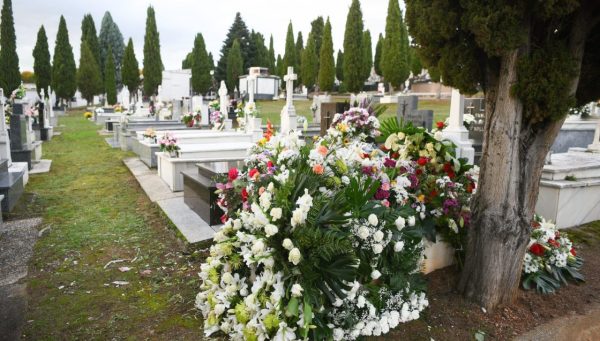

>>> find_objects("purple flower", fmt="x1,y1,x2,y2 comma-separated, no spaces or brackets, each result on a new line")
374,189,390,200
384,158,396,168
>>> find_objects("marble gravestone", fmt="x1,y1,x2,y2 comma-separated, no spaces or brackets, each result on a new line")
280,67,298,134
0,92,25,212
406,110,434,131
396,95,420,124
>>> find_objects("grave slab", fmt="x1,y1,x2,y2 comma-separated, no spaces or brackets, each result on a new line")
29,160,52,174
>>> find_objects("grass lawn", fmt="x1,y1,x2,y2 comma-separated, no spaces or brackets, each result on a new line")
255,97,450,125
11,112,205,340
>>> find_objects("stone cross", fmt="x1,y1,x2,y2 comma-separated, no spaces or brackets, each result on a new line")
589,119,600,152
280,67,298,134
218,81,229,115
441,89,475,164
284,67,297,109
447,89,467,132
247,75,256,105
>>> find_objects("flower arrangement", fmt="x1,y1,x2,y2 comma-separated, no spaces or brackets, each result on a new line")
210,111,226,130
10,83,26,101
522,216,584,294
143,128,157,142
84,112,93,119
297,116,308,131
182,112,196,127
158,132,180,156
209,100,220,111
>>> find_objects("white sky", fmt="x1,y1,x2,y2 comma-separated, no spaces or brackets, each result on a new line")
14,0,404,71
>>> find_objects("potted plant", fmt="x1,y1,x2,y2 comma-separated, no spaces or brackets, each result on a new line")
182,112,195,127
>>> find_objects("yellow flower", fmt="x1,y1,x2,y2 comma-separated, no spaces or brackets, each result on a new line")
417,194,425,203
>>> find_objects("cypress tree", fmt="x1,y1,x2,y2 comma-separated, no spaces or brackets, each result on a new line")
276,54,284,79
295,32,304,84
208,52,214,71
336,50,344,82
191,33,212,94
182,52,193,69
250,31,269,67
105,46,117,105
382,0,409,89
301,32,318,89
0,0,21,94
410,46,422,77
374,33,384,76
143,6,163,97
52,16,77,104
77,41,102,105
32,25,52,97
81,14,101,65
362,30,373,81
343,0,364,93
268,35,276,73
215,13,251,83
121,38,140,100
318,18,335,92
283,22,296,72
226,39,243,93
310,17,325,59
98,12,125,84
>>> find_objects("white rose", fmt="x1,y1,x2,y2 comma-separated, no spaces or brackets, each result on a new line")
291,283,303,297
267,182,274,192
371,269,382,280
233,219,242,230
373,230,384,242
394,241,405,252
357,295,366,308
264,224,279,237
368,214,379,226
282,238,294,250
251,239,265,254
408,216,416,226
420,212,426,220
372,243,383,254
222,272,234,284
214,303,226,316
333,328,345,341
395,216,406,230
288,248,302,265
434,131,443,141
357,226,370,240
270,207,283,221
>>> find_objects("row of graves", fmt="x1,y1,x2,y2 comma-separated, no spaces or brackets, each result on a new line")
0,87,55,220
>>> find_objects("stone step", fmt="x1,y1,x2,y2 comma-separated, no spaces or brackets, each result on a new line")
139,132,253,146
177,142,253,159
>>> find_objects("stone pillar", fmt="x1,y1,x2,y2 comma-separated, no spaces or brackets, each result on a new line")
442,89,475,164
280,67,298,134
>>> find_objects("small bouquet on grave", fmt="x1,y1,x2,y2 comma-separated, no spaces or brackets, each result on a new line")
244,102,258,117
114,104,123,113
182,112,195,127
10,83,26,101
158,132,180,157
143,128,157,142
194,111,202,126
209,100,220,112
210,110,225,131
297,115,308,131
521,216,584,294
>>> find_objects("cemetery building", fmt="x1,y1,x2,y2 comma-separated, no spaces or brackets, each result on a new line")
238,67,280,100
158,70,192,101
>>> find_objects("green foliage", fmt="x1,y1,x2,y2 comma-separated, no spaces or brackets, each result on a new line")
52,16,77,103
410,46,423,76
374,33,383,75
81,14,100,66
215,13,251,83
343,0,364,93
77,41,102,104
276,54,284,79
181,52,193,69
310,16,325,62
249,31,269,68
226,39,243,93
295,32,304,85
98,12,125,85
191,33,212,95
143,6,163,97
336,50,344,82
362,30,373,81
80,14,103,97
268,35,276,73
104,46,117,105
318,18,335,92
382,0,409,89
522,256,584,294
33,25,52,97
0,0,21,94
301,32,319,89
208,52,215,71
283,21,296,72
121,38,140,97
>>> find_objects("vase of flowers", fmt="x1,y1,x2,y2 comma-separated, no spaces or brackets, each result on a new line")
158,132,180,158
210,110,225,131
182,112,195,127
143,128,157,143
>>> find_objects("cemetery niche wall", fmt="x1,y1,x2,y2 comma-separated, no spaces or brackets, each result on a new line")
239,67,281,101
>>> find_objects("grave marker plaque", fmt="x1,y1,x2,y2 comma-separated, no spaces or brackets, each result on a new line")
396,95,419,122
406,110,434,131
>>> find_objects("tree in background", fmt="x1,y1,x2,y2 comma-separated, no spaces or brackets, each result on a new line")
81,14,100,66
208,52,215,72
0,0,21,94
182,52,193,69
21,71,35,83
276,54,284,79
80,14,103,97
121,38,140,102
343,0,364,93
310,17,325,62
33,25,52,97
98,12,125,85
382,0,409,91
318,18,335,92
336,50,344,82
301,31,319,89
295,32,304,84
104,46,117,105
409,46,422,77
374,33,384,76
283,22,296,74
52,16,77,105
362,30,373,81
268,35,276,73
216,13,251,83
143,6,163,97
191,33,212,95
249,30,269,67
226,39,243,94
406,0,600,310
77,41,102,105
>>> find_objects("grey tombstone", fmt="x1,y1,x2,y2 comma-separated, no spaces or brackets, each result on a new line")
405,109,434,131
396,95,419,122
172,99,183,121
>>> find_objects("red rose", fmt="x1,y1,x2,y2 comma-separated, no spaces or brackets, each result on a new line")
391,152,400,159
417,157,428,166
220,214,228,224
267,161,274,168
531,221,541,228
248,168,259,179
436,121,445,130
529,243,545,256
228,168,239,182
548,239,560,248
415,169,423,176
571,248,576,256
241,188,248,202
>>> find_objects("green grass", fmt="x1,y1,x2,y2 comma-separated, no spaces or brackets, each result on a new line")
13,112,205,340
255,97,450,125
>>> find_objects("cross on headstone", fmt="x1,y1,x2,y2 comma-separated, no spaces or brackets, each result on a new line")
284,67,297,109
280,67,298,134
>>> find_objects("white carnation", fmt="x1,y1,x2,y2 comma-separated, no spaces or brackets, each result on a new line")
291,283,304,297
371,269,382,280
358,226,370,240
373,230,384,242
372,244,383,254
264,224,279,237
408,216,416,226
270,207,282,221
395,216,406,230
394,241,405,252
251,239,265,254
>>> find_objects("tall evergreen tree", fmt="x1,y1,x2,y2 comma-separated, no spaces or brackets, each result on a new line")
98,12,125,85
409,46,422,77
382,0,409,89
283,22,296,72
268,35,276,73
250,31,269,67
77,41,101,105
143,6,163,97
33,25,52,97
0,0,21,94
336,50,344,82
208,52,214,71
104,46,117,104
343,0,364,93
226,39,243,94
52,16,77,104
182,52,193,69
276,54,284,79
301,32,319,89
318,18,335,92
215,13,251,83
81,14,100,65
362,30,373,81
310,16,325,72
295,32,304,84
191,33,212,94
374,33,384,76
121,37,140,101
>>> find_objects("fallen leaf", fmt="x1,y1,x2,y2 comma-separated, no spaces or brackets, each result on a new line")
112,281,129,286
118,266,132,272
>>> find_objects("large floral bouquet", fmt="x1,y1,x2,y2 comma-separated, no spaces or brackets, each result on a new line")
522,216,584,294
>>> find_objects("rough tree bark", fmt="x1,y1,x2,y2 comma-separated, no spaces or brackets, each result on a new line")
458,5,595,310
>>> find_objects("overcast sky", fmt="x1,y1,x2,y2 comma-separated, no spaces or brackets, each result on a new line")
14,0,404,71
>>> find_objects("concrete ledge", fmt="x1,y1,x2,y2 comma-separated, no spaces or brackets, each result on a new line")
30,160,52,174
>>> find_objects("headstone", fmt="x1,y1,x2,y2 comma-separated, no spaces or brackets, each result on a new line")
121,88,131,111
247,75,256,105
9,101,35,169
312,94,331,124
406,110,434,131
280,67,298,134
0,90,11,164
378,82,385,95
172,99,183,121
320,102,349,136
192,96,203,112
218,81,229,116
442,89,475,163
396,95,419,122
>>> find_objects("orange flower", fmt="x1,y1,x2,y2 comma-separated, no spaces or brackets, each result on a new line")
312,164,324,175
317,145,328,156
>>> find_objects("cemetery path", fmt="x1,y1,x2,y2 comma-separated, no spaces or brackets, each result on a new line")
8,112,205,340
